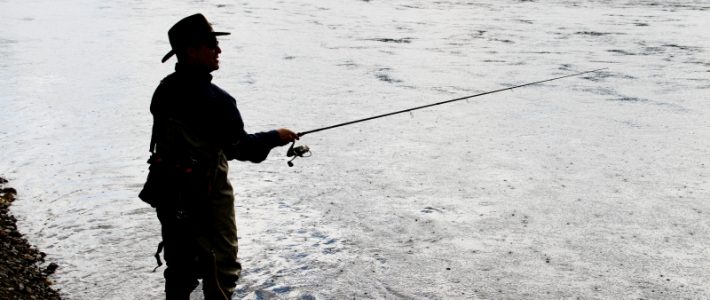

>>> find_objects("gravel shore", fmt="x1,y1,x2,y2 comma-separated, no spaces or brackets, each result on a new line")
0,177,61,300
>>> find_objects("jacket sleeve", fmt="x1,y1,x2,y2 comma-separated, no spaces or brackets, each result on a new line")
211,85,288,163
225,130,284,163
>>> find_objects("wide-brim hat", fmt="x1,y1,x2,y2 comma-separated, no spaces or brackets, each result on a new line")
161,13,230,63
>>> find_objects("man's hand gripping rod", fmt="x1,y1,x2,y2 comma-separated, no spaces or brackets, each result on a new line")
285,68,607,166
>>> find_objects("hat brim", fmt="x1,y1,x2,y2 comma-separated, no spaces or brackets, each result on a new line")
161,32,231,63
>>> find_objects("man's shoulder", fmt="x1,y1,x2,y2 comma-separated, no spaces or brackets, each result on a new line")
155,73,194,97
209,83,231,96
158,72,181,86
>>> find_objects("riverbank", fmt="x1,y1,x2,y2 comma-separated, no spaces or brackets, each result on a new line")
0,177,61,300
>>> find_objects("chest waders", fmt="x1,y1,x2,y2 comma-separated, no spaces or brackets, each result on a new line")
140,117,230,300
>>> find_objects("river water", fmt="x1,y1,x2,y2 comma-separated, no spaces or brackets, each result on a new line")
1,0,709,299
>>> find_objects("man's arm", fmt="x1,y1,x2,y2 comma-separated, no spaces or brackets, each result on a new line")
225,128,298,163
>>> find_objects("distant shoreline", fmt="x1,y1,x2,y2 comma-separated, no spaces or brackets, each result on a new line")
0,177,62,300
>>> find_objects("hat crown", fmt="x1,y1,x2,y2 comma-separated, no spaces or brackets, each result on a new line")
168,14,216,49
161,13,230,63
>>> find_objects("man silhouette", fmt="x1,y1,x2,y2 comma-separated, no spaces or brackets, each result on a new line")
141,13,298,299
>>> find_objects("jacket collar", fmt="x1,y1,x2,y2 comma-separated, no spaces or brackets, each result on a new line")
174,62,213,82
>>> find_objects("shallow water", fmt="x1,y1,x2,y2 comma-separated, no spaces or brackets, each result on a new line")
1,0,709,299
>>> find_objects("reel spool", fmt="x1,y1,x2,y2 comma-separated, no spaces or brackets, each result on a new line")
286,142,311,167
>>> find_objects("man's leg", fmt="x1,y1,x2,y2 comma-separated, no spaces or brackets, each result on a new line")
202,159,241,299
157,207,201,300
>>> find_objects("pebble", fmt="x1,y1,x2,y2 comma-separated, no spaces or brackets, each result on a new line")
45,263,59,275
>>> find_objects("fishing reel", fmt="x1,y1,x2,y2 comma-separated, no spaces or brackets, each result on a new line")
286,141,311,167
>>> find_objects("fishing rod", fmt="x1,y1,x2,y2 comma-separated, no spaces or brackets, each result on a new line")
286,67,607,166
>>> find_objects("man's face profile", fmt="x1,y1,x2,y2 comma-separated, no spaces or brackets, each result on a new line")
186,38,222,71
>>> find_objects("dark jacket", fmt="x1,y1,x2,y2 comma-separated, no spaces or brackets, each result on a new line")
150,63,284,165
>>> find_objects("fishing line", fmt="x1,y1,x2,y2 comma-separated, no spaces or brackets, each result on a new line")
286,67,607,166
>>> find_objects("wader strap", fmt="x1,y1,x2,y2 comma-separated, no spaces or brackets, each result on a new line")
208,249,229,300
153,241,164,272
